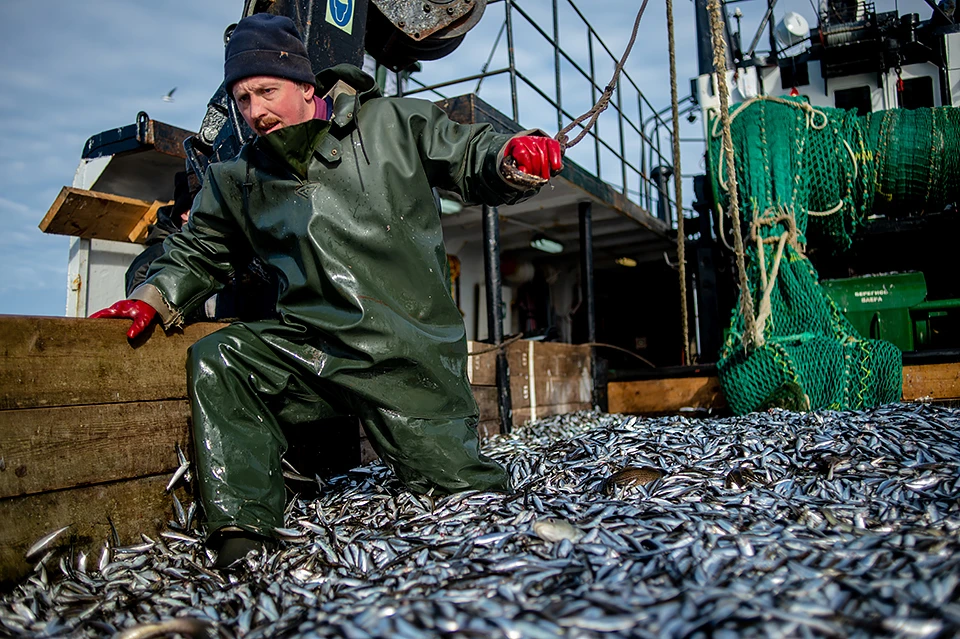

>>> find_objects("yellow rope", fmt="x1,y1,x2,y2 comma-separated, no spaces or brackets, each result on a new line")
665,0,690,365
706,0,757,349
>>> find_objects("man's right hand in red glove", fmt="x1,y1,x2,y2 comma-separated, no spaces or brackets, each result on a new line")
90,300,157,339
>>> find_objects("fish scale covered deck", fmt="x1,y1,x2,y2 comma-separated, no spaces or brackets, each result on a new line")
2,404,959,637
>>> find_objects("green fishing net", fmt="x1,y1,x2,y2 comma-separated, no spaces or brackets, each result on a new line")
707,99,960,414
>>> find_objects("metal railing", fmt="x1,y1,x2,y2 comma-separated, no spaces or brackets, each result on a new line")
385,0,685,225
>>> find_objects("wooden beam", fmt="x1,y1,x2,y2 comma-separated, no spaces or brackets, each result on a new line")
0,475,187,587
0,400,189,499
609,360,960,414
0,317,223,410
902,363,960,400
126,199,165,243
39,187,170,243
608,376,727,414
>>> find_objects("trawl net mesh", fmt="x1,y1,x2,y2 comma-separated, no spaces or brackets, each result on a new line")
707,98,960,414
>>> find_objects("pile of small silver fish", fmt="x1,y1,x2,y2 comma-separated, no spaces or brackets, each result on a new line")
2,403,959,638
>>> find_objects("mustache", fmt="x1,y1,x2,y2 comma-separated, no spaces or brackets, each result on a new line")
254,117,281,133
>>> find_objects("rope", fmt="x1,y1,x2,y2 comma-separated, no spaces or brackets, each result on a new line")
500,0,650,188
748,207,802,347
710,96,828,141
467,333,524,356
706,0,757,350
468,336,656,369
807,139,858,217
556,0,649,150
665,0,690,365
583,342,656,369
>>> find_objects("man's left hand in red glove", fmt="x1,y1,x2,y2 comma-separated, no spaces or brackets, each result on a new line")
90,299,157,340
504,136,563,180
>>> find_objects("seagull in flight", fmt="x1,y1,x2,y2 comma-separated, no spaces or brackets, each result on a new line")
162,87,177,103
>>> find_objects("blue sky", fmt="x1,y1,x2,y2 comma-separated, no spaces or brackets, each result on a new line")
0,0,931,316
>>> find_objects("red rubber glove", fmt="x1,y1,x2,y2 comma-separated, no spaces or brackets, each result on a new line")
504,136,563,180
90,300,157,339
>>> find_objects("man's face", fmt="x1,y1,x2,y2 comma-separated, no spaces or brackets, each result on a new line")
231,76,316,136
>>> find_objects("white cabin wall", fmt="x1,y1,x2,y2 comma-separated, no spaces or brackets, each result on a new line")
451,241,514,342
66,157,141,318
700,54,949,131
455,242,483,342
946,32,960,105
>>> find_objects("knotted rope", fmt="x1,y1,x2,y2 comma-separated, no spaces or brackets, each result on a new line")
706,0,757,349
666,0,690,365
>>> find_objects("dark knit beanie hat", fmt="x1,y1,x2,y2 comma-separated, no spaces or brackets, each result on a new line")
224,14,316,89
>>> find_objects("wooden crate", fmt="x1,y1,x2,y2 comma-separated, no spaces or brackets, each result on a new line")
468,340,593,434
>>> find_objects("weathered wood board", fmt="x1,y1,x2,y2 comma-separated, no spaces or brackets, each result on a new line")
609,361,960,415
0,475,187,587
0,400,190,499
466,339,592,427
902,362,960,401
608,375,726,414
39,187,170,243
0,316,222,410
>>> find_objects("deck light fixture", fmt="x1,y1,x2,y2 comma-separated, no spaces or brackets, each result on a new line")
616,256,638,267
530,234,564,254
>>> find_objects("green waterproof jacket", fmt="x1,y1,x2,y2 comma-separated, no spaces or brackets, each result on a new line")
132,65,538,484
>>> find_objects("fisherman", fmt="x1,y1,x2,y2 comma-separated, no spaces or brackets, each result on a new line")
92,13,562,568
125,171,279,321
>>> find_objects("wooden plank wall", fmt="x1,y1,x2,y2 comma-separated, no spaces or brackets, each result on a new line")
0,317,593,585
0,317,222,586
608,362,960,415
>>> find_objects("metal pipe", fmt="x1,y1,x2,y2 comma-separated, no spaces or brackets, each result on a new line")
403,68,510,98
578,201,597,342
476,21,508,94
587,30,601,178
553,0,563,134
617,84,627,195
504,0,520,122
746,0,779,60
638,93,647,210
767,0,778,62
694,0,716,75
482,204,513,434
650,165,674,224
579,201,603,410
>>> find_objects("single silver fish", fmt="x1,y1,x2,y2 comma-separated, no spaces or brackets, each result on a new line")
24,525,70,561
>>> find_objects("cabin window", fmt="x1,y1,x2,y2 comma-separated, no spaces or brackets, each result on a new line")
898,76,935,109
834,86,872,115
